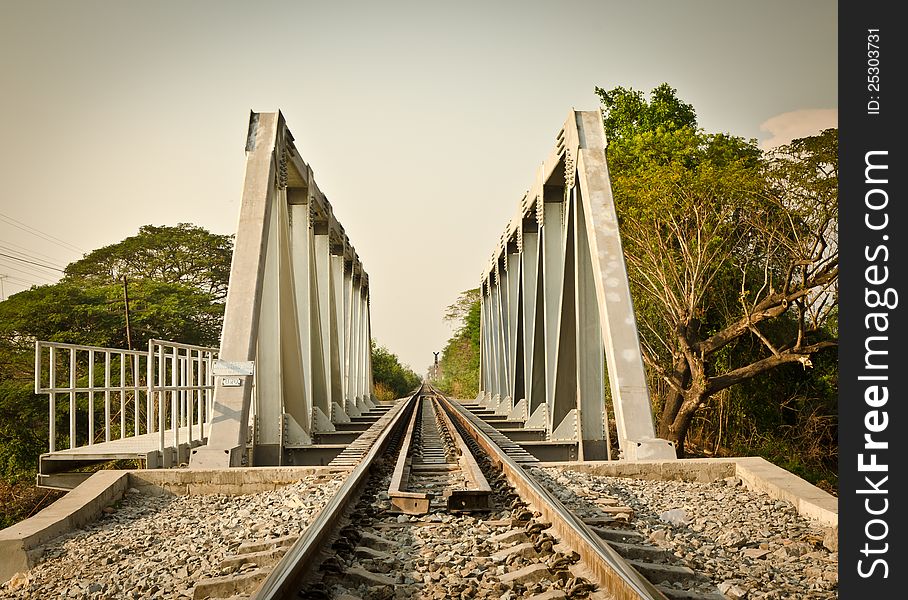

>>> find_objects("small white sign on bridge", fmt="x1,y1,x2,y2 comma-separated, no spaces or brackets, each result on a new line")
212,360,255,377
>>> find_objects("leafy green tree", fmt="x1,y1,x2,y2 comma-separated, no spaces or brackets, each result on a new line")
436,289,481,398
596,84,838,455
371,340,421,400
65,223,233,301
0,280,223,353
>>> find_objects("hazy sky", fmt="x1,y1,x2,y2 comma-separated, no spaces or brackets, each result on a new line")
0,0,836,373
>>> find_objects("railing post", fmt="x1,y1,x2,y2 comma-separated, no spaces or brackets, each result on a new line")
133,353,140,437
87,350,95,446
69,348,76,450
146,343,153,435
171,345,179,458
117,352,124,439
45,344,56,453
158,342,165,456
105,351,111,442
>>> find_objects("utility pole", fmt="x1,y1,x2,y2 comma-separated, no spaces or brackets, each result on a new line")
0,274,6,301
433,351,439,382
122,275,133,350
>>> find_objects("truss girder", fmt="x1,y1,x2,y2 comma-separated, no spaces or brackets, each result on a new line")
191,112,373,468
478,111,676,460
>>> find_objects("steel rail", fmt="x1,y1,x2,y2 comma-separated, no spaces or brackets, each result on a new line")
249,392,419,600
388,395,431,514
433,388,668,600
430,396,492,511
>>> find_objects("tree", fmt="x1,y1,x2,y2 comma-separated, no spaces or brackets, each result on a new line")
371,340,421,400
436,289,481,398
597,84,838,455
64,223,233,301
0,224,232,353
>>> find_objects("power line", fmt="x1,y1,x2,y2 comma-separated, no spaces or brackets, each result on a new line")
0,240,71,267
2,273,44,286
0,243,68,271
0,251,66,272
0,211,86,254
0,260,59,283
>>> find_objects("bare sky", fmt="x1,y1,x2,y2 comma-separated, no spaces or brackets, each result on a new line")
0,0,836,373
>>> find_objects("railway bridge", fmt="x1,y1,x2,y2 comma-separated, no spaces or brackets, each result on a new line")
0,111,838,600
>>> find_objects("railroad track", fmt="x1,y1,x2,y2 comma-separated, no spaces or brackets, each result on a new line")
192,385,727,600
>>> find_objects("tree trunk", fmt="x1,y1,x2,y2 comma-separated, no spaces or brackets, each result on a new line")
657,354,690,439
667,394,703,458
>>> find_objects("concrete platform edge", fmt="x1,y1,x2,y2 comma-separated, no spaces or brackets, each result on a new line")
0,465,352,585
0,470,129,584
538,456,838,530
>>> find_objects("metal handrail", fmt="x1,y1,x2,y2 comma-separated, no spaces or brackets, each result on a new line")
35,339,218,459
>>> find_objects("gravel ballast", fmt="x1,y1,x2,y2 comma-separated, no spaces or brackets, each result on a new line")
535,467,838,599
1,473,345,599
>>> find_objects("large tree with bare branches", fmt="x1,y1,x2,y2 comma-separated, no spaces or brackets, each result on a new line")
596,84,838,455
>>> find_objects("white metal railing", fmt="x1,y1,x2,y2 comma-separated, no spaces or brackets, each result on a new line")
148,339,217,458
35,339,218,458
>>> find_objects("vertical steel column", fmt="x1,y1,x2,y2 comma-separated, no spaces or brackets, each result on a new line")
348,274,363,411
549,191,578,439
359,284,370,405
275,190,310,450
254,185,286,462
289,194,313,433
479,283,491,396
489,279,502,402
492,263,508,401
329,248,346,417
358,276,370,408
520,217,543,418
505,245,521,409
311,221,334,430
541,189,565,422
338,260,353,420
573,182,608,459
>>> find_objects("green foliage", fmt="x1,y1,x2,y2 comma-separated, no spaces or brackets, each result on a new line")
436,289,481,398
65,223,233,301
597,83,838,482
0,280,223,351
0,381,46,482
596,83,697,141
371,340,421,400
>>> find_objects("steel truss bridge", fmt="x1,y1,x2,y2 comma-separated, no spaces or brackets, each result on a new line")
33,109,675,491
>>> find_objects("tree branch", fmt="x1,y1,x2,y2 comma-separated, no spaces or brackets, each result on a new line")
706,340,837,395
